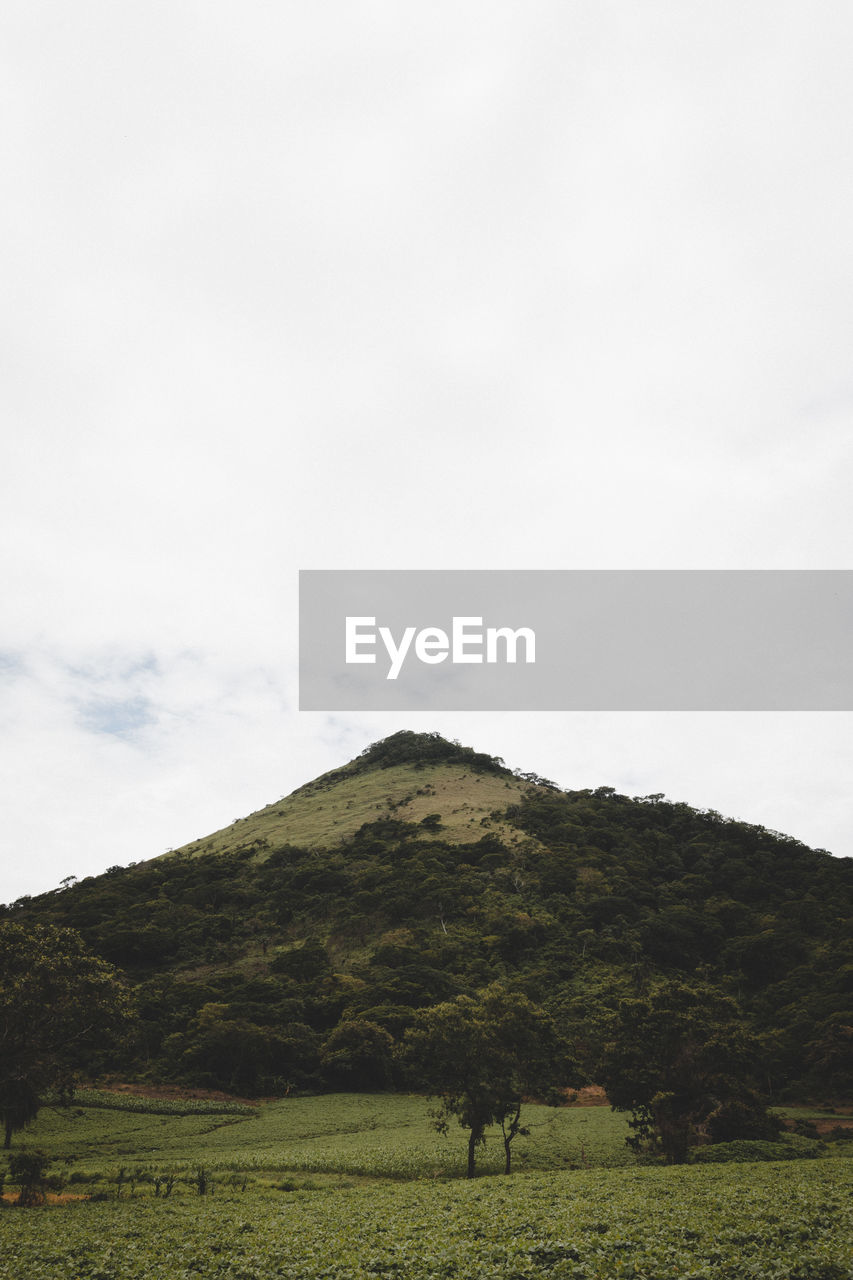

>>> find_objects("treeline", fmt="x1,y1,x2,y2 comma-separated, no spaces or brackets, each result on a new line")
289,730,518,799
3,776,851,1102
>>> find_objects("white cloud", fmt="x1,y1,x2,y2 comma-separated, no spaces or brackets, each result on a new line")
1,2,852,901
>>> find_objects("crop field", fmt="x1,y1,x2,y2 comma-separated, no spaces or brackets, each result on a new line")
50,1088,257,1117
8,1093,636,1182
1,1159,851,1279
2,1094,852,1278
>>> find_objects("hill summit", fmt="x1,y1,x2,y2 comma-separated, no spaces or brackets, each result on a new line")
3,731,851,1102
168,730,557,863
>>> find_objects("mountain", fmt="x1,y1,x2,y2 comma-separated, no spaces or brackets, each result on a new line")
3,731,851,1101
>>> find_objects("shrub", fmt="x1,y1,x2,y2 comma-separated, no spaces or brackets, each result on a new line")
706,1100,783,1144
692,1137,822,1163
8,1150,51,1206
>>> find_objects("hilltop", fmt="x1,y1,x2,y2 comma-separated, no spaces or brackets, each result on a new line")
168,731,555,861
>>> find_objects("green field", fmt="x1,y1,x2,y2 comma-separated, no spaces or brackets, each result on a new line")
9,1093,637,1183
2,1159,851,1279
2,1095,852,1279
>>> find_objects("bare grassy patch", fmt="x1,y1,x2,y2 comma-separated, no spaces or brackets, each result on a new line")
164,763,548,862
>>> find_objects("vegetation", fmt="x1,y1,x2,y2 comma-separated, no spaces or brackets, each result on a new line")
0,923,134,1148
2,1089,850,1276
0,1153,851,1278
46,1088,256,1117
1,732,849,1276
1,733,850,1127
352,730,518,777
3,1089,845,1185
598,980,780,1163
2,1089,638,1182
146,731,540,863
6,1149,53,1207
402,984,571,1176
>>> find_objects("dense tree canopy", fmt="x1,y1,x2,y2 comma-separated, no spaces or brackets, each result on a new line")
0,922,134,1146
320,1020,395,1091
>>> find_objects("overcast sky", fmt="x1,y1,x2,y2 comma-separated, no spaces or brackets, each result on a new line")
2,2,852,904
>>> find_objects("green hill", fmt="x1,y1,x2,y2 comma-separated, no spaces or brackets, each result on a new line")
3,731,851,1102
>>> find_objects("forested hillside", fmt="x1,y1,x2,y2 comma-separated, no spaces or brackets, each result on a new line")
3,732,851,1101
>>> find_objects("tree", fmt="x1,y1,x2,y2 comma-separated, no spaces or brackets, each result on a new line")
320,1020,395,1090
167,1002,321,1095
401,983,571,1177
597,980,780,1164
8,1149,53,1206
0,922,134,1147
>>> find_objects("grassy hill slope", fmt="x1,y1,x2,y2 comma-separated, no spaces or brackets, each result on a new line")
172,760,542,861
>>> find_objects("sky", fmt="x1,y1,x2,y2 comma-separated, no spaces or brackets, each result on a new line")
2,2,852,904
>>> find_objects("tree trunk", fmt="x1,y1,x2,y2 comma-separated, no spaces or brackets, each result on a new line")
466,1129,478,1178
4,1115,12,1149
502,1102,522,1175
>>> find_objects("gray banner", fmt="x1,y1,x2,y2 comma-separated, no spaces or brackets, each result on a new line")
298,570,853,711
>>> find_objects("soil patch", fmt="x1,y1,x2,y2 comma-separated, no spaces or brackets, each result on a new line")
569,1085,609,1107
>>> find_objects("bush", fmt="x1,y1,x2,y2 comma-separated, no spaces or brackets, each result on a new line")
51,1088,255,1117
706,1099,783,1144
794,1118,821,1139
8,1150,51,1206
692,1137,822,1163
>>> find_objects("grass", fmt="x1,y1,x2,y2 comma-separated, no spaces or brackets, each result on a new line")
166,762,545,861
45,1089,256,1117
5,1094,852,1278
14,1092,636,1182
14,1094,846,1186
